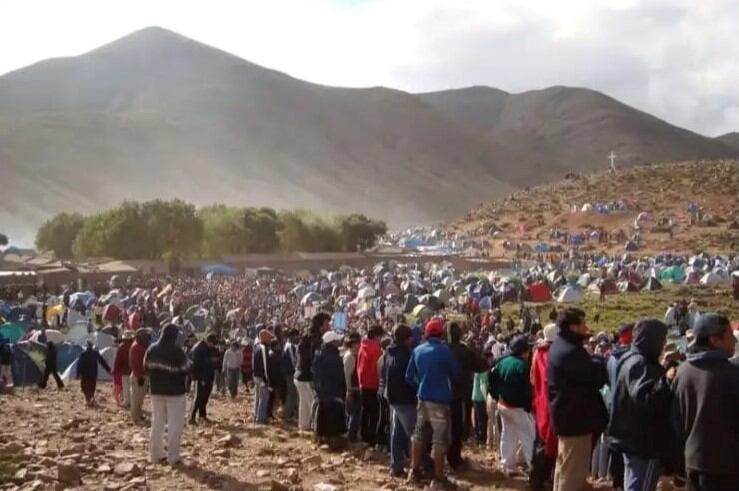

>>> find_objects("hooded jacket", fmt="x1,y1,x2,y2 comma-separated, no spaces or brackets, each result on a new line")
312,342,346,401
671,347,739,475
357,338,382,390
381,343,417,406
609,320,672,458
144,324,191,396
191,340,216,383
405,337,460,404
548,328,609,437
447,323,489,401
129,334,149,379
113,338,133,376
77,346,111,380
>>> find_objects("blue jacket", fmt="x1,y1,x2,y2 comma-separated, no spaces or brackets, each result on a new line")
382,343,417,406
312,343,346,402
606,344,629,411
405,338,460,404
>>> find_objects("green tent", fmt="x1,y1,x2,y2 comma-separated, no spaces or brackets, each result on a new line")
659,265,686,283
0,322,26,343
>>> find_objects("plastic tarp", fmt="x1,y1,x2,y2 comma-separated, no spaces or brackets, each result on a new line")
617,281,640,293
357,286,377,300
61,346,116,383
556,286,584,304
0,322,26,343
201,263,237,275
67,323,91,345
300,292,323,306
411,304,432,319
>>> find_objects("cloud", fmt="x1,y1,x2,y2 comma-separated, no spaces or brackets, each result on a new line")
0,0,737,135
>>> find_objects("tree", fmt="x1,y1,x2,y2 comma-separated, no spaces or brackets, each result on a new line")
242,207,280,253
0,233,7,247
336,214,387,251
35,213,84,258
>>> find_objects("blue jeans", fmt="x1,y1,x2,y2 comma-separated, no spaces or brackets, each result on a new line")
623,453,659,491
253,378,271,424
346,392,361,441
391,404,433,474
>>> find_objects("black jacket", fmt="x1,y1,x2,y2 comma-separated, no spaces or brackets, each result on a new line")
447,323,489,401
312,343,346,402
44,342,57,370
548,329,609,437
382,343,417,406
672,348,739,475
144,324,191,396
294,333,320,382
191,341,215,383
609,320,672,458
77,347,110,380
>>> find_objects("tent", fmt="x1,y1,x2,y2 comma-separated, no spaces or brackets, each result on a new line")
526,282,553,302
10,341,46,387
624,240,638,252
699,272,724,287
432,289,451,306
357,286,377,300
411,304,432,319
300,292,323,306
91,331,116,350
30,329,66,345
102,304,122,322
0,322,26,343
419,295,443,312
617,281,640,293
201,263,237,276
478,296,493,311
641,277,663,291
61,346,117,383
67,322,91,345
403,295,419,314
556,286,583,304
56,343,85,374
659,265,686,283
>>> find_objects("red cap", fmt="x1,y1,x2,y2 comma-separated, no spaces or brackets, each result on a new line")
424,318,444,337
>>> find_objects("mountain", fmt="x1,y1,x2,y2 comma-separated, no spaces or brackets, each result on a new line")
419,86,737,186
0,27,513,244
1,27,736,246
717,132,739,151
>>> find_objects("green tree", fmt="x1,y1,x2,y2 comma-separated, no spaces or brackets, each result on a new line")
336,214,387,251
35,213,84,258
242,207,280,253
199,204,249,258
0,233,7,247
278,210,342,252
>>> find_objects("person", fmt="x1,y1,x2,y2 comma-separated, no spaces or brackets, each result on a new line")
312,330,347,445
343,332,362,442
609,319,672,491
222,341,242,399
267,338,285,420
357,324,383,445
190,333,217,424
490,334,535,476
113,330,134,408
529,323,558,491
77,341,112,407
39,341,64,389
241,341,253,393
129,328,150,422
471,366,489,446
294,313,330,432
281,328,300,420
548,308,608,491
671,313,739,491
145,323,191,466
382,324,419,477
446,322,488,470
252,329,274,424
405,318,460,490
606,323,634,490
0,337,12,387
214,341,226,396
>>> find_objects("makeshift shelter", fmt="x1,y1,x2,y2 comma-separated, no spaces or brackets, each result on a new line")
10,341,46,387
357,286,376,300
432,289,451,306
659,265,686,283
300,292,323,306
67,323,90,345
91,331,116,350
61,346,116,383
201,263,237,276
624,240,638,252
555,286,583,304
419,295,443,312
411,304,432,319
699,272,723,287
617,281,640,293
403,295,419,314
56,343,84,374
641,277,663,291
526,282,553,302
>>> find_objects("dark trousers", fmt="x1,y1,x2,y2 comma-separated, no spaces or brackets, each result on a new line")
609,446,625,490
191,380,213,420
346,391,361,441
377,394,390,450
473,401,488,444
529,437,555,491
447,398,467,468
39,367,64,389
360,388,379,445
687,470,737,491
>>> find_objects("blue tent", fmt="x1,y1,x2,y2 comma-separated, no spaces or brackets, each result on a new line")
56,343,84,374
534,243,549,253
11,341,47,387
201,263,237,275
3,306,35,323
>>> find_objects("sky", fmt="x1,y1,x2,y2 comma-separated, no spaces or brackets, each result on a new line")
0,0,738,136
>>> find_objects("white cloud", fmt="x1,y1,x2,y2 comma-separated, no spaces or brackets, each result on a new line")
0,0,737,135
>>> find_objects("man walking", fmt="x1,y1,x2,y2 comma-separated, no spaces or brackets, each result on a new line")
490,335,535,476
145,324,191,466
405,318,460,490
672,314,739,491
253,329,274,424
77,341,112,407
39,341,64,389
343,332,361,441
609,319,672,491
129,328,150,422
548,308,609,491
190,333,217,424
222,341,242,399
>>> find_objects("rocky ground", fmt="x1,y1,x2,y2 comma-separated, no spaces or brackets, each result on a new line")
0,385,543,491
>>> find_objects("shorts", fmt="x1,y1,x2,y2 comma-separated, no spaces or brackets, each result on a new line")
412,400,451,452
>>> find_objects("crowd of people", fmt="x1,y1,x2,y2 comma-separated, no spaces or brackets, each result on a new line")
1,264,738,491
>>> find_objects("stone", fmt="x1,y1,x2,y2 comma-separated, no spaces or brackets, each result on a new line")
269,480,290,491
287,469,300,484
13,468,29,484
301,455,321,466
256,470,270,478
217,433,241,448
113,462,142,477
57,462,81,485
213,449,230,458
313,484,343,491
97,464,112,473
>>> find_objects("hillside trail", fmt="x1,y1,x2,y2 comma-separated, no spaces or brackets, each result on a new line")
0,385,576,491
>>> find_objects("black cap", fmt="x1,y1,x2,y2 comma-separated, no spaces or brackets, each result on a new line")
509,335,532,355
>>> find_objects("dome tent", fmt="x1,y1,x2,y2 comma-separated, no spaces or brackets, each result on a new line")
555,286,583,304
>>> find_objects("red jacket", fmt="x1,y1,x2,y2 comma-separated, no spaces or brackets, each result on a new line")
357,339,381,390
113,339,133,375
531,343,557,459
129,340,147,379
241,346,253,374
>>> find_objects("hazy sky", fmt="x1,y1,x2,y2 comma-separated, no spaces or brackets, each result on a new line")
1,0,737,136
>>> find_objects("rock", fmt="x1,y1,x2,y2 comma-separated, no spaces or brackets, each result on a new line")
213,449,230,458
13,468,29,484
362,448,386,462
2,442,24,454
57,462,81,485
97,464,112,473
301,455,321,466
270,480,290,491
256,470,270,478
217,433,242,448
113,462,142,477
313,484,343,491
287,469,300,484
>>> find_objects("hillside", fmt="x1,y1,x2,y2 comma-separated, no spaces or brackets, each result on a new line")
450,160,739,256
717,132,739,151
1,26,737,245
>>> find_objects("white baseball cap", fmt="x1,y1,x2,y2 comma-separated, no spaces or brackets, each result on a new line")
322,331,344,344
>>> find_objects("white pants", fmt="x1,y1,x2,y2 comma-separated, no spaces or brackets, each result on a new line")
121,375,131,407
498,405,535,471
150,395,186,465
294,380,315,431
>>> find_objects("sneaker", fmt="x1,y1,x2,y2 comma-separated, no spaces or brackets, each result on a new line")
188,418,197,426
407,468,425,485
389,469,406,478
430,476,458,490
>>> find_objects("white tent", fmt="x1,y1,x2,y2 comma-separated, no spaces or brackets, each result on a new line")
699,272,724,287
556,286,584,304
581,203,593,212
29,329,66,345
67,323,90,345
61,346,117,383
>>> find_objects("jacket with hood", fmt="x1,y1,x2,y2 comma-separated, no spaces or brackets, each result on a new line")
294,333,319,382
191,340,216,383
312,342,346,402
381,343,417,406
489,354,531,411
609,320,672,459
113,338,133,376
447,323,489,401
357,338,382,390
671,347,739,475
548,328,609,437
144,324,191,396
77,346,111,380
606,343,630,411
129,334,149,379
405,337,460,404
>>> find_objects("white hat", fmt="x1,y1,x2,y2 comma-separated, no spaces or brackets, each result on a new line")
322,331,344,345
543,323,559,343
